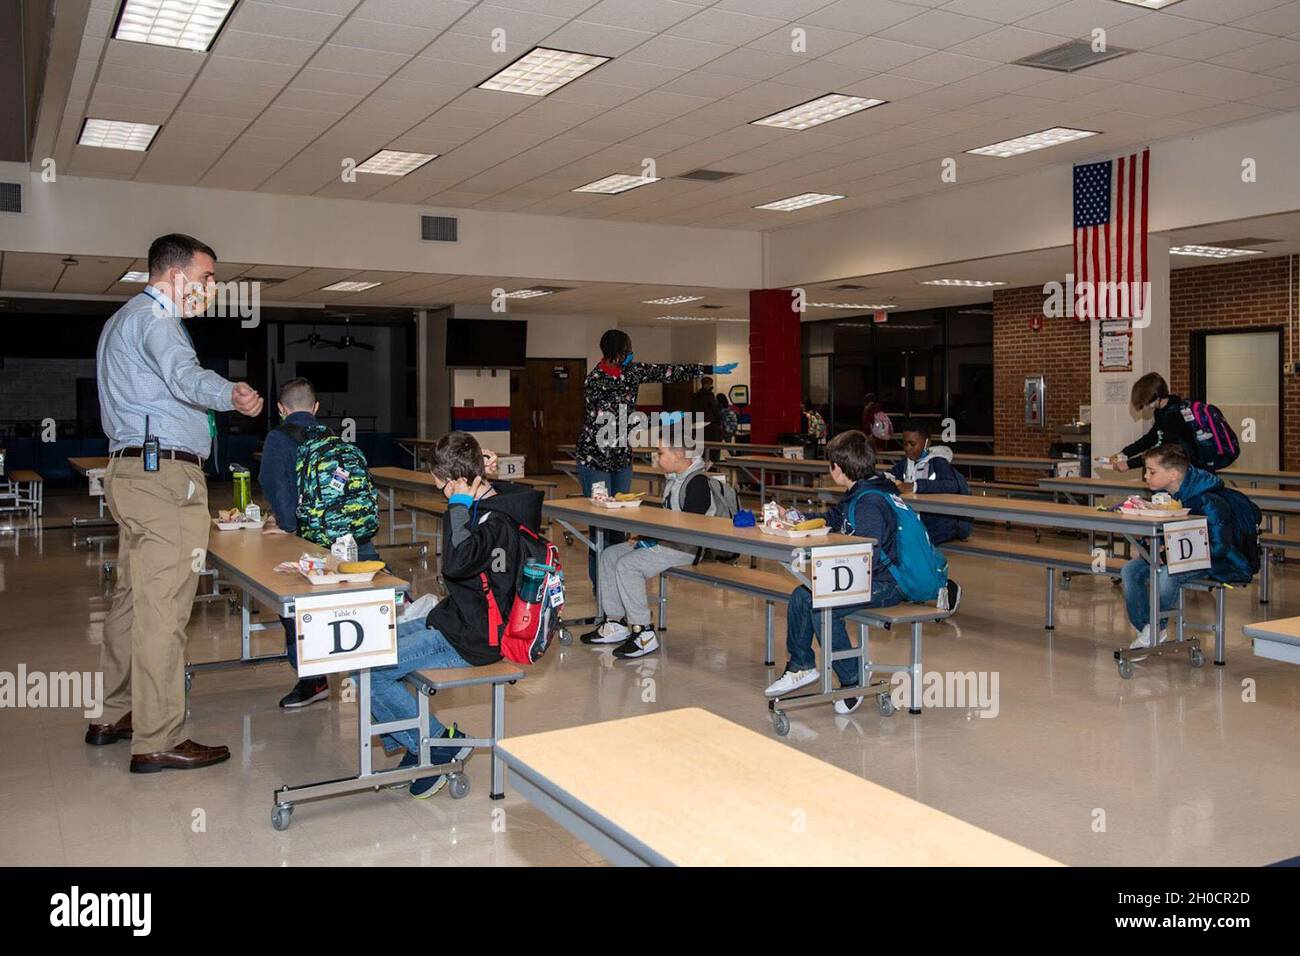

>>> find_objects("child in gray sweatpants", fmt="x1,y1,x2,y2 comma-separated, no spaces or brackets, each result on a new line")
581,439,718,659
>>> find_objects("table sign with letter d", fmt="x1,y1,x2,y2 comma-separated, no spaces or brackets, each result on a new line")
1162,519,1212,575
809,544,873,608
294,588,398,677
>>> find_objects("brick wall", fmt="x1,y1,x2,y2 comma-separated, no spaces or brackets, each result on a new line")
1169,255,1298,470
992,286,1091,480
993,255,1299,474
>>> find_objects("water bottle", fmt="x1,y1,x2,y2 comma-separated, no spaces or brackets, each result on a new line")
231,465,251,512
520,560,549,604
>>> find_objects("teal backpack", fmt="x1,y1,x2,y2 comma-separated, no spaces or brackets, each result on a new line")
281,423,380,547
844,485,949,603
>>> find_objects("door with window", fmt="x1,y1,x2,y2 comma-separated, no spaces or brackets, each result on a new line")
1193,329,1281,472
510,358,587,474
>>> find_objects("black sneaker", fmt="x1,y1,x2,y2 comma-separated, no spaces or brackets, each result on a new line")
279,677,329,709
432,723,473,763
939,579,962,614
581,619,629,644
612,626,660,659
399,750,448,799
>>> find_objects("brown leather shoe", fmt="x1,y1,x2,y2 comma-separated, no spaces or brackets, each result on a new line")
129,739,231,774
85,711,133,746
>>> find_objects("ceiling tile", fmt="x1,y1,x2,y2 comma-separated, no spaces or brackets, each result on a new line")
947,26,1068,62
625,34,733,70
804,0,925,34
1149,25,1273,60
823,36,934,72
542,19,657,57
878,10,1003,50
227,1,346,42
891,52,997,84
329,18,443,54
666,8,786,45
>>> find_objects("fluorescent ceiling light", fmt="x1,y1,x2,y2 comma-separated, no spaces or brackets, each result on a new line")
752,93,885,131
755,192,845,212
574,174,659,194
503,288,557,299
966,127,1097,158
643,295,703,305
120,271,150,283
478,47,610,97
1170,245,1265,258
112,0,237,52
658,315,748,323
355,149,437,176
78,118,160,151
808,303,896,310
322,281,382,292
919,279,1006,287
1110,0,1184,9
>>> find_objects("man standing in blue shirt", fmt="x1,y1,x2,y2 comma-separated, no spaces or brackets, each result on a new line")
88,234,264,773
259,377,382,708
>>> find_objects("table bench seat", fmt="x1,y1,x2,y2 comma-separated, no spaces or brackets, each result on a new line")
406,660,524,691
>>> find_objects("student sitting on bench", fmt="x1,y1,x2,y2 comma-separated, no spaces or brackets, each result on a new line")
765,430,961,713
887,418,971,545
368,431,543,798
1121,443,1258,649
581,433,721,660
260,377,383,709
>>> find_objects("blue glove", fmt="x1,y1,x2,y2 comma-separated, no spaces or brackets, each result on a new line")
712,362,738,375
449,493,474,508
732,509,756,528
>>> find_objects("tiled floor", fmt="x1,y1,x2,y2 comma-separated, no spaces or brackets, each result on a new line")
3,486,1300,866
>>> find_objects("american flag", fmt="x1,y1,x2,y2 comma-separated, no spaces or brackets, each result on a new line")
1073,149,1149,319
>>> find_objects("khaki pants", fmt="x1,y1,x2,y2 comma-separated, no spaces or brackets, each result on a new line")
101,456,210,755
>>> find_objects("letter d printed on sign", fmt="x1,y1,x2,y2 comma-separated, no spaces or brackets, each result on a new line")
294,588,398,677
810,544,874,609
1162,519,1212,575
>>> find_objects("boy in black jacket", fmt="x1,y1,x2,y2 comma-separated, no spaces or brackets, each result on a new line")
368,431,543,798
1110,372,1197,471
765,431,908,713
887,418,971,545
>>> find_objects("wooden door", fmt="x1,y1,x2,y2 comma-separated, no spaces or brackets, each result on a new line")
511,358,587,474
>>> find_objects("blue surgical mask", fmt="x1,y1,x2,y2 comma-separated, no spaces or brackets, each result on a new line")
622,352,634,366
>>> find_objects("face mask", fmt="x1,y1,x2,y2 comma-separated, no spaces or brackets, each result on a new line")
622,352,634,366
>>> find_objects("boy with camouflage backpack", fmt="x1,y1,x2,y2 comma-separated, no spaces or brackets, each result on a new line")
258,377,380,708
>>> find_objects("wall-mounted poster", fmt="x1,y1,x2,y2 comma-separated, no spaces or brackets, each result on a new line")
1099,319,1133,372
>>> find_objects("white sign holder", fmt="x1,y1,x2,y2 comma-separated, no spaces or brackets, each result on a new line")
1163,518,1212,575
294,587,398,677
809,544,874,609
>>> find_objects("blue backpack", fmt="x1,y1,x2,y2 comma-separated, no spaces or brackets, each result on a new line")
844,486,949,603
1207,487,1261,579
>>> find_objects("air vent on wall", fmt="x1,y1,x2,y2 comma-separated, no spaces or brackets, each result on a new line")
700,304,723,309
421,215,458,242
833,283,867,291
0,182,21,213
1016,40,1129,73
674,169,738,181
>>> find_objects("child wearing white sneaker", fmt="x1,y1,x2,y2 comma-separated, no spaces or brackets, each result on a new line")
765,430,908,713
1121,443,1257,649
580,434,719,659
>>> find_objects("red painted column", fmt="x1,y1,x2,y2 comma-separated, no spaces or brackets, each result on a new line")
748,288,802,444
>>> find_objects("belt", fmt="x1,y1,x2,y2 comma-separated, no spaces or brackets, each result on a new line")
112,447,204,466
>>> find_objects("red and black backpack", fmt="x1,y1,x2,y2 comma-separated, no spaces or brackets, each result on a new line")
478,522,565,665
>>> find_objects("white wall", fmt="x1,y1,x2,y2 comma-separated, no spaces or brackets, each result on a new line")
715,321,751,408
0,163,763,291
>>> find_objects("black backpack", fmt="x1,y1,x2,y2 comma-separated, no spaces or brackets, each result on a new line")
1208,487,1262,577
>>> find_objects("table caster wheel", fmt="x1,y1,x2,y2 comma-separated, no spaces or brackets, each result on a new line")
1189,647,1205,668
877,693,896,716
1117,659,1135,680
557,627,573,646
449,773,471,800
563,532,574,546
185,672,193,692
772,711,790,737
271,805,293,831
1060,574,1071,591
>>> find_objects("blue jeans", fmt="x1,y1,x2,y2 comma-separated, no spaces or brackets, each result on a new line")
1121,558,1196,632
283,539,381,669
577,463,633,587
786,573,905,687
368,618,470,756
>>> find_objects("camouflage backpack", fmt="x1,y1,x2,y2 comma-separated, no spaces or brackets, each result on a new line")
280,423,379,547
